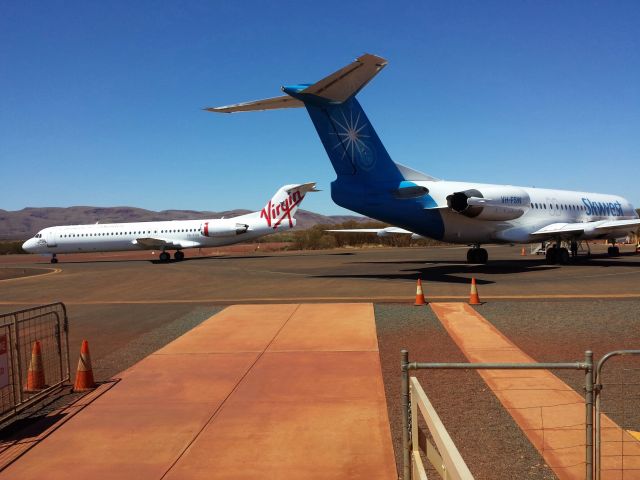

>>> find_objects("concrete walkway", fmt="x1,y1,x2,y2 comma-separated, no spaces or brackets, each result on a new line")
430,302,640,480
0,304,396,479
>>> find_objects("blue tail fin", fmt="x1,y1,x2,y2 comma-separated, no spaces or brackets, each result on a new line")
301,96,403,182
207,53,404,183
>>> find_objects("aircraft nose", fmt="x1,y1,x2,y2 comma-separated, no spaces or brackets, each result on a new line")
22,238,36,252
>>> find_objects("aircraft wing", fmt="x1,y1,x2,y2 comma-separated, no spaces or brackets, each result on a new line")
326,227,413,236
132,238,202,249
531,219,640,238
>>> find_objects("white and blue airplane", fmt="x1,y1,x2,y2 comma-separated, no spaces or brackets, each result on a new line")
207,54,639,264
22,183,316,263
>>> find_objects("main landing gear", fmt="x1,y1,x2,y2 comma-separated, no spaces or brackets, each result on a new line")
50,254,58,264
158,250,185,262
545,245,570,265
467,246,488,264
607,243,620,257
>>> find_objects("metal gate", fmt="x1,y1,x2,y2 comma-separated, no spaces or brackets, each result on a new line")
0,303,71,424
594,350,640,480
401,349,595,480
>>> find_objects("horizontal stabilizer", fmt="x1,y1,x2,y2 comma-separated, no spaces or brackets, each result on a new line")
285,182,320,194
205,95,304,114
297,53,388,103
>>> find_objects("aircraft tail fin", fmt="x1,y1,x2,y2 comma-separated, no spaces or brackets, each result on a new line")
257,182,318,230
206,54,404,183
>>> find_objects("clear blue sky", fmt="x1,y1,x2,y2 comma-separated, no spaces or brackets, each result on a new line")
1,1,639,215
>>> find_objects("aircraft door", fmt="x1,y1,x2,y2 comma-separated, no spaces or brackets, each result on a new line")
45,231,58,247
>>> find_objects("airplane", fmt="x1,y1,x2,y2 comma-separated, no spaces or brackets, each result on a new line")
206,54,639,265
22,183,317,263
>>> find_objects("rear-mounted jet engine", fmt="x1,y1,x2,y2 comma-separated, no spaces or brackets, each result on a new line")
446,187,530,221
201,221,249,237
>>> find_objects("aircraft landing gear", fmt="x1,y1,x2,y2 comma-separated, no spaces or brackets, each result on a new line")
50,254,58,264
159,251,170,262
607,244,620,257
546,245,570,264
467,246,488,264
174,250,185,261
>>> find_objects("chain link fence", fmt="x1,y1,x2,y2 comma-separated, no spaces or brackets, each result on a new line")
0,303,70,424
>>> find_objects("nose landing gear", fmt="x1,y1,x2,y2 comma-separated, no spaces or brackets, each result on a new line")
50,254,58,264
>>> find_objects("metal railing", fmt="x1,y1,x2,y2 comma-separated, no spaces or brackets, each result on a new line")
594,350,640,480
0,303,71,424
401,349,595,480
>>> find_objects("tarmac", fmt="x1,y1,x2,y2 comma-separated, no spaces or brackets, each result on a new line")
1,244,639,479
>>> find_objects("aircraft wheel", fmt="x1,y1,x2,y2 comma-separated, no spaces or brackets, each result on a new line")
174,251,185,261
558,248,570,264
50,257,58,264
607,246,620,256
545,247,557,264
477,248,488,264
159,252,170,262
466,249,476,263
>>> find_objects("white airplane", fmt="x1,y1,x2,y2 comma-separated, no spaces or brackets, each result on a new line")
22,183,317,263
208,54,639,264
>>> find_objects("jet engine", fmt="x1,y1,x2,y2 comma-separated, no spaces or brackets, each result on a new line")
446,187,530,221
201,221,249,237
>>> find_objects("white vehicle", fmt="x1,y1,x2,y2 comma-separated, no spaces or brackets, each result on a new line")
22,183,316,263
208,54,640,264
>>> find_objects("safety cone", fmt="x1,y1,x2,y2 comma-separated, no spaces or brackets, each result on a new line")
25,340,46,392
73,340,96,392
521,247,526,256
469,278,482,305
414,277,427,306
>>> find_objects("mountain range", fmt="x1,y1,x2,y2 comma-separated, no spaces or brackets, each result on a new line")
0,207,367,240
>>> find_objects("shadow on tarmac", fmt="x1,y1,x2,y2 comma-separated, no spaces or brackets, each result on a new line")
315,260,562,284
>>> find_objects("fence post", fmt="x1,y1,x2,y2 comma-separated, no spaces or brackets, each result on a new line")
401,349,410,480
585,350,594,480
11,314,24,404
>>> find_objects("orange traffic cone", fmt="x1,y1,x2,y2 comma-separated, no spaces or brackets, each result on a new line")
521,247,526,256
414,277,427,306
25,340,46,392
74,340,96,392
469,278,482,305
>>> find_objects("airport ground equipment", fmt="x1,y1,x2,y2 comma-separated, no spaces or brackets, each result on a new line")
0,303,70,425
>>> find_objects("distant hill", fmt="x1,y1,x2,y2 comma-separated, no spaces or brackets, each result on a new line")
0,207,368,240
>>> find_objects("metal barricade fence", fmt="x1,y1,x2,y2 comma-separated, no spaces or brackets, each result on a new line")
595,350,640,480
0,303,71,424
401,350,595,480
